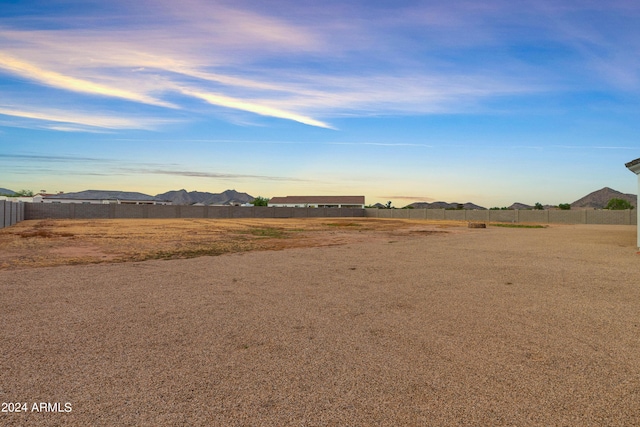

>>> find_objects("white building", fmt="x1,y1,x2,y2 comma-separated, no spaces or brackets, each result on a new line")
0,196,35,203
625,157,640,248
268,196,365,208
38,191,171,205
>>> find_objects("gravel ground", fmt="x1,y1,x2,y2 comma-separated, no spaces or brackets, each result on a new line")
1,224,639,426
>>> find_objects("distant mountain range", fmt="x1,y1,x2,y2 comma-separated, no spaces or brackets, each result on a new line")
569,187,636,209
0,188,16,195
406,201,486,210
406,187,636,210
1,186,636,209
155,189,253,205
27,188,255,205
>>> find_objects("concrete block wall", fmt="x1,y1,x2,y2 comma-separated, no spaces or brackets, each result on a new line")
548,210,585,224
231,207,253,218
466,210,490,222
146,205,171,218
24,204,365,221
75,204,111,219
364,208,636,225
21,203,633,225
114,204,146,218
586,209,633,225
426,210,446,220
180,206,207,218
517,210,548,223
253,207,273,218
0,200,25,229
307,208,326,218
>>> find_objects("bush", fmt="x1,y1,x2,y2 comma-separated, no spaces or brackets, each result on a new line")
251,196,270,206
605,198,634,210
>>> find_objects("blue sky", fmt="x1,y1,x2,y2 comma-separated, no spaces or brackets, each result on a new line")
1,0,638,207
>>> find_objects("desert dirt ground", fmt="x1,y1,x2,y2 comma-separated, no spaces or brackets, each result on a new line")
1,218,640,426
0,218,464,270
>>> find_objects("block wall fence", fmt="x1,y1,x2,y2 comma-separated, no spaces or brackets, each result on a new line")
14,203,637,225
23,204,365,221
364,208,637,225
0,200,25,229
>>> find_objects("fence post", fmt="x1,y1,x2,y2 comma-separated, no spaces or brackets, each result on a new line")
5,200,11,227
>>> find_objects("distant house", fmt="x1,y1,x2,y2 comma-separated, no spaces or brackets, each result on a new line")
625,157,640,248
39,190,171,205
0,196,36,203
268,196,365,208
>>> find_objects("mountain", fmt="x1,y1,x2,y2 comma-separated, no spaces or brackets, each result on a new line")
155,189,254,205
407,201,486,210
0,188,16,195
509,202,533,210
401,187,636,210
571,187,636,209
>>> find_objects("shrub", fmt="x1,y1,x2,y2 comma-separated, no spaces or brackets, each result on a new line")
605,198,634,210
251,196,270,206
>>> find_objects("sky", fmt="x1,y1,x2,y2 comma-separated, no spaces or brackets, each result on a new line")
1,0,639,207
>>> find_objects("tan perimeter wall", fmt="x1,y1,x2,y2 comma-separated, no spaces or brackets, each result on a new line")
365,208,637,225
24,204,365,221
0,200,25,229
16,203,637,225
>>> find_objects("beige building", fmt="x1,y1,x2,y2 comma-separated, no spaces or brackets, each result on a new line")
268,196,365,208
626,157,640,248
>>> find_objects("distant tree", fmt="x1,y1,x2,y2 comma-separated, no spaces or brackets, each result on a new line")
11,189,34,197
605,198,634,210
558,203,571,210
534,202,544,210
385,201,393,209
490,207,510,210
251,196,270,206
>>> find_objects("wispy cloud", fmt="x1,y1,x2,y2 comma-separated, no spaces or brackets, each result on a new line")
181,89,334,129
329,142,433,147
124,168,311,182
0,53,174,108
0,105,175,130
0,153,110,162
1,0,637,134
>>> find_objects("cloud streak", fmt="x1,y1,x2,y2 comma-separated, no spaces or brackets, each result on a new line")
124,168,311,182
0,53,174,108
181,89,333,129
0,105,175,130
1,0,637,134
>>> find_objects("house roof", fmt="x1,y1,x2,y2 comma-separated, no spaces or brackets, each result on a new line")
44,190,166,201
626,158,640,174
269,196,365,205
626,158,640,168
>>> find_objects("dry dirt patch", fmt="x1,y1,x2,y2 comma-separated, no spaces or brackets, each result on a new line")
1,223,638,425
0,218,464,269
